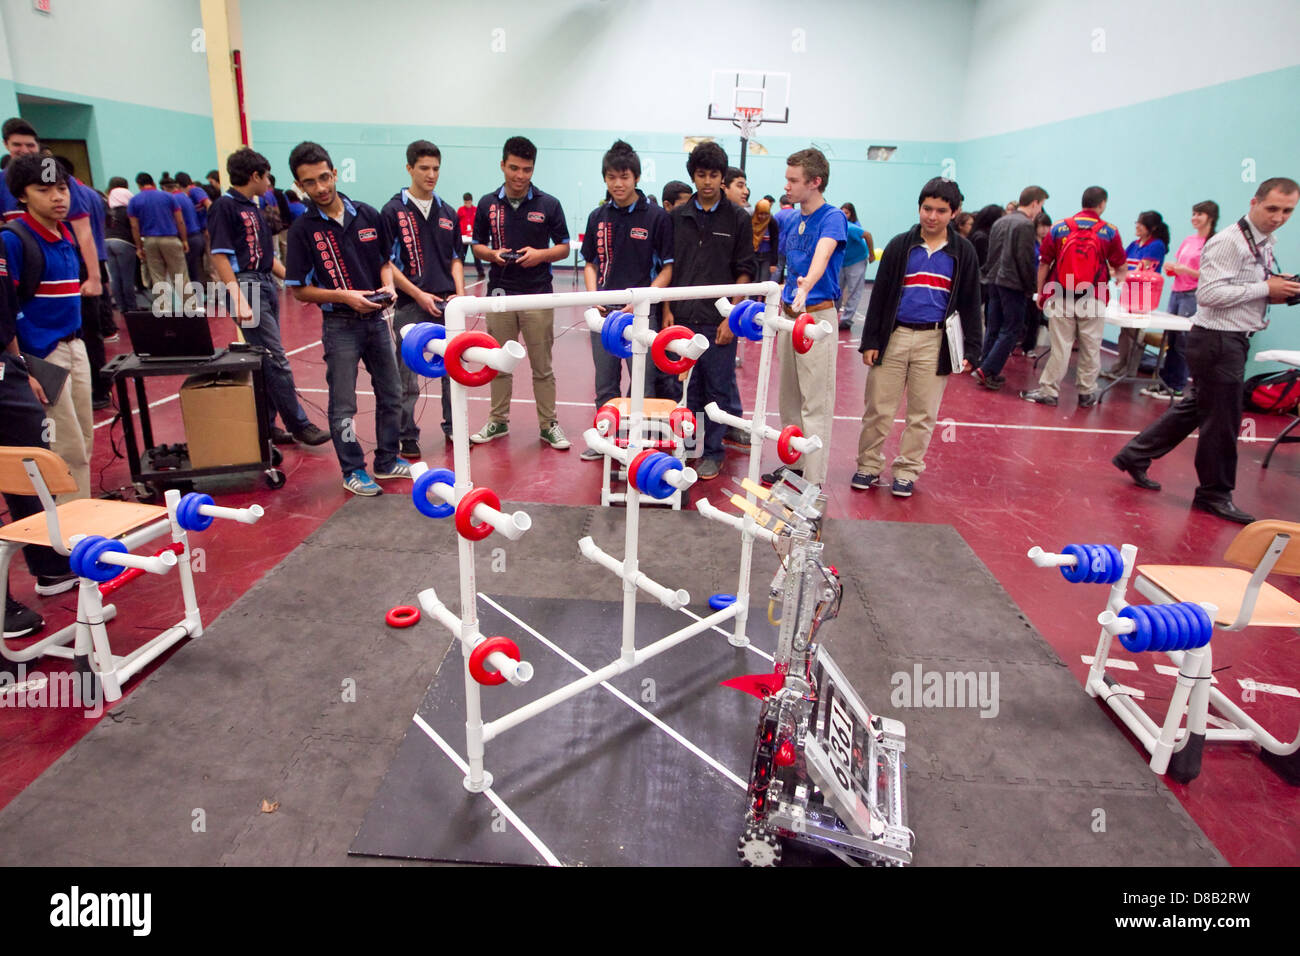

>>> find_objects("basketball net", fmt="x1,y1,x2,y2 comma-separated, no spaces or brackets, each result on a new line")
734,107,763,141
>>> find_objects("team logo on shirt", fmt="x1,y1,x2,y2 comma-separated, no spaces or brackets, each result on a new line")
438,217,454,230
630,227,648,240
358,228,378,242
527,211,545,224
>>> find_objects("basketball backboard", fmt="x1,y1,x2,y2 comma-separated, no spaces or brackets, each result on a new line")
707,70,791,131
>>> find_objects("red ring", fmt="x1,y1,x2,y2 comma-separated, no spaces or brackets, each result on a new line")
469,636,520,686
651,326,696,375
777,424,803,465
443,331,501,387
627,450,657,490
385,605,421,628
792,313,816,354
669,407,695,438
455,487,501,541
594,404,620,437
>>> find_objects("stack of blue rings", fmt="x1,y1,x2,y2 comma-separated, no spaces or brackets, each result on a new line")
68,535,128,582
601,311,634,358
1059,543,1124,584
1116,603,1214,654
635,452,683,500
401,323,448,377
175,492,215,532
727,301,764,341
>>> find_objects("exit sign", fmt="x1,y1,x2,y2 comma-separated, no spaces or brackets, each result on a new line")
33,0,51,13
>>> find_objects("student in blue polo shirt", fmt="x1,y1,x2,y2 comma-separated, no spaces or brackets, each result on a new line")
579,140,674,461
165,176,207,295
127,171,188,313
381,139,466,458
1,154,95,503
760,148,846,488
469,136,571,450
853,177,982,498
208,147,328,450
285,141,408,497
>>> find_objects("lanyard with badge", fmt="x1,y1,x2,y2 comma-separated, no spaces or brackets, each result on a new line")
1240,217,1300,305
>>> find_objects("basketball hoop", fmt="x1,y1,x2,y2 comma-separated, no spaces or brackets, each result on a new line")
734,106,763,140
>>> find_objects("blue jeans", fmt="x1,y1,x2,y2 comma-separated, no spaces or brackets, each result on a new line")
233,272,311,434
979,284,1029,377
106,238,142,314
394,302,452,440
684,327,738,460
1161,290,1196,390
322,313,403,476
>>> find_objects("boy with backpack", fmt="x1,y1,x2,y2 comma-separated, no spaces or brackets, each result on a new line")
1021,186,1126,407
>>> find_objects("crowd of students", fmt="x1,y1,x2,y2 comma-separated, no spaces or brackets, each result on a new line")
2,107,1297,638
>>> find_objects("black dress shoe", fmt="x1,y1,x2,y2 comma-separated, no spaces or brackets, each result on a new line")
1192,498,1255,524
293,424,332,446
1111,455,1160,490
271,426,298,446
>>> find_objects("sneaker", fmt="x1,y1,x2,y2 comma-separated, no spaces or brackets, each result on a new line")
102,333,120,344
1140,383,1182,400
891,478,915,498
343,470,382,496
579,447,604,462
293,424,331,446
1019,388,1058,407
972,368,1002,391
723,427,751,449
1077,391,1100,408
1098,368,1121,381
695,458,722,480
400,439,422,459
761,466,801,486
272,426,298,446
470,420,509,444
540,422,571,450
373,458,414,481
4,595,43,639
34,572,78,596
992,374,1007,386
850,471,880,491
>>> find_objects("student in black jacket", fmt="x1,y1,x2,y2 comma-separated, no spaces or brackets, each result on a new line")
663,142,755,480
852,177,981,497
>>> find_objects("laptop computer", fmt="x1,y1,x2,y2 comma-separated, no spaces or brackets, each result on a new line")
125,312,219,362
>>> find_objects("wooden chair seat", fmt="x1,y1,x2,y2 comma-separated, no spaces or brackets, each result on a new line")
1137,564,1300,628
604,397,680,420
0,499,168,548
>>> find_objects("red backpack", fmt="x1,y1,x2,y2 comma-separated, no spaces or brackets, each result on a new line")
1244,369,1300,415
1055,217,1106,292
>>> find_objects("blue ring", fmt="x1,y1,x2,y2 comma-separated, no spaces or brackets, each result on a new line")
1099,545,1119,584
1060,544,1089,584
176,493,215,532
1144,605,1172,653
646,454,683,500
1117,605,1148,653
412,468,456,519
739,301,764,341
1103,545,1124,584
1162,603,1190,651
709,593,737,610
1186,603,1213,648
71,536,128,583
1168,603,1197,651
637,453,668,499
602,311,634,359
1086,544,1108,584
402,323,447,378
727,302,750,338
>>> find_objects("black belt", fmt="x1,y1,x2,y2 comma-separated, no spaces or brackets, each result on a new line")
58,330,82,344
895,320,944,332
1190,325,1254,339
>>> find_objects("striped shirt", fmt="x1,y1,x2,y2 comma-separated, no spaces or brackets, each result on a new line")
0,214,82,357
1193,217,1273,333
897,241,953,325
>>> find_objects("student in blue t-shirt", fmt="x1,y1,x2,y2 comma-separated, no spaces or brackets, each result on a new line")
760,148,846,487
165,176,207,292
1107,209,1171,379
1,154,95,502
773,197,799,283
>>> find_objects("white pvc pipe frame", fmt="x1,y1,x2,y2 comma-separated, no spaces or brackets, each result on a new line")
410,280,814,792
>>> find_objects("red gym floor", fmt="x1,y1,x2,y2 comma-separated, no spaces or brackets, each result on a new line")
3,272,1298,866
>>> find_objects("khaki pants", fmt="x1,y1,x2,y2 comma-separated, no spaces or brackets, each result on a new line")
855,325,948,481
141,235,189,312
43,338,94,502
1038,296,1105,398
778,310,836,485
486,309,556,428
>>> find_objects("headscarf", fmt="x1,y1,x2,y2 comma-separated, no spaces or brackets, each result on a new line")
108,187,132,208
752,198,772,250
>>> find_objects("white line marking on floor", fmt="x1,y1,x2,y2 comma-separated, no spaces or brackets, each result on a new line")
677,606,776,663
1237,678,1300,699
0,676,48,697
1081,655,1138,670
478,593,747,790
1205,715,1238,730
411,712,563,867
292,390,1282,442
1155,663,1219,684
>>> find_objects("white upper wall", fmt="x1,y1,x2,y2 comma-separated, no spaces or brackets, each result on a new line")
960,0,1300,141
0,0,209,112
241,0,972,142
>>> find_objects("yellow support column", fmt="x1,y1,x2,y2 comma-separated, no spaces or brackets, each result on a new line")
201,0,246,188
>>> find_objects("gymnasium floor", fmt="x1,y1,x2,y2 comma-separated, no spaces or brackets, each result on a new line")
2,271,1297,866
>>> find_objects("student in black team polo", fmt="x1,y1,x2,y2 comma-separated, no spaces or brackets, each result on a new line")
284,141,409,497
381,139,465,458
469,136,571,450
579,140,674,461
